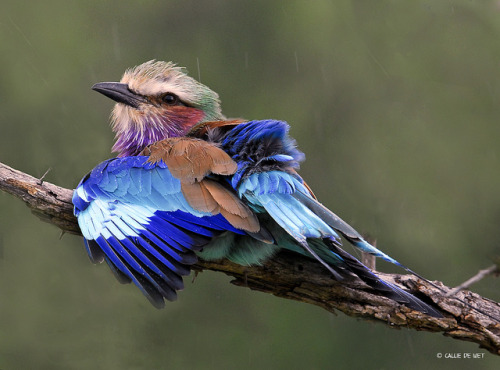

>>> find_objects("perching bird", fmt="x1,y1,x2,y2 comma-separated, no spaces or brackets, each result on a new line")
73,60,442,317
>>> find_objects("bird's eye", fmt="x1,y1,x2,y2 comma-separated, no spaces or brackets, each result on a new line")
162,93,179,105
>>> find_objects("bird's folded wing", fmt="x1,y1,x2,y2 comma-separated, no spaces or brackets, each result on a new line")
219,120,401,266
239,168,403,267
73,151,258,307
238,171,342,243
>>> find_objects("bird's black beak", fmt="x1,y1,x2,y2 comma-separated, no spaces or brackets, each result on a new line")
92,82,146,108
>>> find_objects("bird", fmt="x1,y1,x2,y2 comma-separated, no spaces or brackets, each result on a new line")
72,60,442,317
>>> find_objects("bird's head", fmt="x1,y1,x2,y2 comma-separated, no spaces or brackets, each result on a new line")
92,60,225,157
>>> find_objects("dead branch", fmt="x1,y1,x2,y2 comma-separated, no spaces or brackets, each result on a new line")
1,161,499,355
447,265,499,297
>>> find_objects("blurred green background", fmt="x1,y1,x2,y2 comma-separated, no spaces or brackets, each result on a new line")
1,0,499,369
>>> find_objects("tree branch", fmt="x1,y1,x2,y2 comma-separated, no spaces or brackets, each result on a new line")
446,264,499,297
1,161,499,355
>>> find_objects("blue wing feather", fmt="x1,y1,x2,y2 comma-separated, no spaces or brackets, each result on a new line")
73,156,245,305
221,120,442,317
93,235,169,306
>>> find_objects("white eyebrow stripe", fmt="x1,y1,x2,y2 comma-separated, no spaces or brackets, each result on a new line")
133,80,171,96
128,79,193,104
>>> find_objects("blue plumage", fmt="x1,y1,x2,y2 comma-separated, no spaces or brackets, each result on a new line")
74,115,442,316
73,155,248,307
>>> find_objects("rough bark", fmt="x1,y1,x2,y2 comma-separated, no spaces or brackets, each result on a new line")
1,161,499,355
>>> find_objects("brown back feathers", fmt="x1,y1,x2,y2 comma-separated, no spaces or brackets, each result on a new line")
141,138,260,232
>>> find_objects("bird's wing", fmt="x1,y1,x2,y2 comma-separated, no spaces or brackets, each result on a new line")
215,120,442,317
73,139,264,307
217,119,402,265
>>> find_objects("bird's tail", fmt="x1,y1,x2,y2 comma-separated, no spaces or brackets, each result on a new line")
326,239,443,317
292,237,443,317
292,191,500,322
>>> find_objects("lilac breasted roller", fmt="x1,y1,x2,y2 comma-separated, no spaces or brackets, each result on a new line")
72,60,442,317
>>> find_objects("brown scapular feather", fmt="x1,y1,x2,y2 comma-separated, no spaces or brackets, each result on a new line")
181,180,260,233
142,137,260,232
219,208,260,233
144,137,237,183
180,182,219,213
203,179,260,232
202,180,251,218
